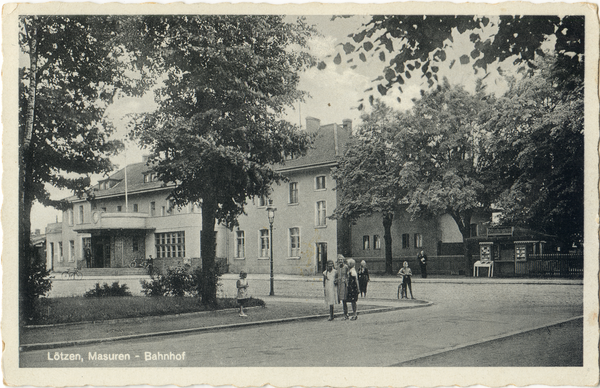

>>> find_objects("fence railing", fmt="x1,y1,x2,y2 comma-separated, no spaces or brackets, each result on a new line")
353,253,583,278
516,253,583,278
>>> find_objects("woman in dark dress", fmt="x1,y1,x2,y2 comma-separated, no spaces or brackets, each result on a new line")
358,260,370,298
346,259,360,320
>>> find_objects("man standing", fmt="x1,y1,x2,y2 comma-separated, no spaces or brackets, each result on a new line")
418,250,427,278
336,254,349,319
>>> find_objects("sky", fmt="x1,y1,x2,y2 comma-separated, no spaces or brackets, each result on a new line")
27,13,546,231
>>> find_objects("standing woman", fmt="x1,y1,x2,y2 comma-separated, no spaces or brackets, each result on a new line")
358,260,370,298
346,259,360,320
323,260,338,321
336,254,349,319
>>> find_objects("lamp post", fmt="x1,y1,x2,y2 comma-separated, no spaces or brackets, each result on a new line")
266,204,276,296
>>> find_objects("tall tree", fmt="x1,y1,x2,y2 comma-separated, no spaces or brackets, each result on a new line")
331,102,406,274
392,81,495,269
19,16,132,322
337,15,583,106
485,56,584,246
131,16,315,305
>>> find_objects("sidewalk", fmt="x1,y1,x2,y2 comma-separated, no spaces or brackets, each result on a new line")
20,296,431,352
220,273,583,285
54,271,584,285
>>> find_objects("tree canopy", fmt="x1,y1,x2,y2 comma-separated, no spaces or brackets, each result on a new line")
19,15,136,321
487,57,584,245
337,15,584,106
331,102,407,273
131,16,316,304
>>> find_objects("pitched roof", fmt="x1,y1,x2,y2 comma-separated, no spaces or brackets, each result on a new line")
67,119,352,202
68,162,171,202
275,122,351,172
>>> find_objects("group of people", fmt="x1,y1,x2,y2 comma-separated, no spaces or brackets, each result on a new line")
237,250,429,318
323,255,370,321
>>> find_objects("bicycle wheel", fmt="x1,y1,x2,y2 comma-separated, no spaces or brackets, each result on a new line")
75,271,83,280
129,261,137,268
61,271,70,280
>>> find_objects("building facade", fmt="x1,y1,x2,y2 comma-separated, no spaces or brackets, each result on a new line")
46,158,229,273
228,117,352,276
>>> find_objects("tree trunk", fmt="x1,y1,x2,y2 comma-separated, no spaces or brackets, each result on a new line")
200,195,218,306
20,18,39,324
449,210,472,277
383,212,394,274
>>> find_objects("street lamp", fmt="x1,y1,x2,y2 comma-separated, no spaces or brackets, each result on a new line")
266,203,277,296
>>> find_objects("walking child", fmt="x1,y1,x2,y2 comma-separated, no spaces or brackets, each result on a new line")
323,260,338,321
358,260,370,298
236,271,250,317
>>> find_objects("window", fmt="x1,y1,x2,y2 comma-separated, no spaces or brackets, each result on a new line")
155,231,185,258
414,233,423,248
259,229,270,258
289,182,298,204
79,205,84,224
289,228,300,257
68,240,75,262
144,173,158,183
258,196,267,207
150,202,156,216
101,207,107,212
49,243,55,263
68,210,74,226
470,224,478,237
236,231,245,258
161,206,166,216
363,236,370,250
117,205,122,212
316,201,327,226
402,234,410,249
374,235,381,250
315,176,326,190
133,204,139,212
58,242,64,262
133,239,139,252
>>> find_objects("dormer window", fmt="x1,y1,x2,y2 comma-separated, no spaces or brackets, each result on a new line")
144,172,158,183
98,179,118,190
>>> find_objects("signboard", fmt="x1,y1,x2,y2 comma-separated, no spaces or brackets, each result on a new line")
487,227,514,237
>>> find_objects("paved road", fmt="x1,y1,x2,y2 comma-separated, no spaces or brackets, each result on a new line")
22,280,582,367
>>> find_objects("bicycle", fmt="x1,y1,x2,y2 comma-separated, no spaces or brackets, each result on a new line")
61,268,83,280
130,257,151,269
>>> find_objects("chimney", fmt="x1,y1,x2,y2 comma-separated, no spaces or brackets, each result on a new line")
142,154,150,164
305,116,321,133
34,229,40,235
342,119,352,132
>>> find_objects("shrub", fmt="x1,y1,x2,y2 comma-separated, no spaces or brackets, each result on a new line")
141,266,195,297
84,282,132,297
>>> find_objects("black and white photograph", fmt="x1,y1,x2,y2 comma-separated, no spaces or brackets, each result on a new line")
3,2,599,387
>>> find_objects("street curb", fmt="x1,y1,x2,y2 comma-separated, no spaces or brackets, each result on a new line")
23,304,265,329
390,315,585,366
20,302,433,352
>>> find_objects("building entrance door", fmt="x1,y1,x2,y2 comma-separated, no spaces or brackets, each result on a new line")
92,237,111,268
316,242,328,273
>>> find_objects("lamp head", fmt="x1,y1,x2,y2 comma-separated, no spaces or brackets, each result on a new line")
266,206,277,224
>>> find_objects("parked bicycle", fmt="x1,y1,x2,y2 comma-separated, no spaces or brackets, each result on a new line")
129,257,152,269
61,268,83,280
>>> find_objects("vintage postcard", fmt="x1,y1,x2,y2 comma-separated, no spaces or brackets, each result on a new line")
2,1,599,387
